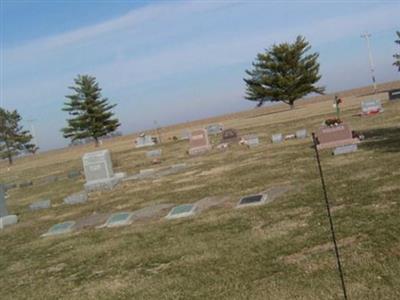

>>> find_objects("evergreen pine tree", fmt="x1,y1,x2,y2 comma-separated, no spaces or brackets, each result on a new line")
62,75,120,146
0,108,37,165
393,31,400,72
244,35,325,109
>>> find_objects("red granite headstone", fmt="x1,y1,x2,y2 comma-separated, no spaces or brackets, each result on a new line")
316,123,360,150
189,129,211,155
221,128,239,143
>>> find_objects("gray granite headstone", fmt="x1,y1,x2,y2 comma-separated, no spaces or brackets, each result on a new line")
295,129,307,139
271,133,283,144
82,149,120,191
0,185,8,217
29,199,51,211
0,215,18,229
206,124,224,135
243,135,259,147
64,191,88,205
333,144,358,155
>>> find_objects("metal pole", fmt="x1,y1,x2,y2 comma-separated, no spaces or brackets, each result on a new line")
361,32,377,93
312,133,348,300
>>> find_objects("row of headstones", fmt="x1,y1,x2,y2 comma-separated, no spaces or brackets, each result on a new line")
271,129,308,144
4,170,82,192
42,193,271,237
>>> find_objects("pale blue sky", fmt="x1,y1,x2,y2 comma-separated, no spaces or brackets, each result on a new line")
1,0,399,150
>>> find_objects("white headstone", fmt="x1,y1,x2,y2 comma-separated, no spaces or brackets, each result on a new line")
135,135,156,148
361,99,383,114
333,144,358,155
295,129,307,139
271,133,283,144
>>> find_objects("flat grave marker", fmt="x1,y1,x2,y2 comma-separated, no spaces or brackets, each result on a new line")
29,199,51,211
188,129,212,155
73,212,111,230
166,204,197,219
101,212,134,227
146,149,162,159
64,191,87,205
333,144,358,155
42,221,75,237
236,194,268,208
389,89,400,100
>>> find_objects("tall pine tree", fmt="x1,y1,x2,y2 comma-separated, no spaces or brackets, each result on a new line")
0,108,37,165
62,75,120,146
244,35,325,109
394,31,400,72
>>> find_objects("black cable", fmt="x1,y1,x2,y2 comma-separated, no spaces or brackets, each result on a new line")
311,132,348,300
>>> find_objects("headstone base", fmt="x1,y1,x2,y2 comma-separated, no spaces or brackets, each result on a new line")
333,144,358,155
0,215,18,229
84,177,121,192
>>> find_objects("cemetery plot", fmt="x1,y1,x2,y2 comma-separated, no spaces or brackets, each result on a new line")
315,123,360,150
42,221,75,237
101,212,134,228
236,194,268,208
188,129,212,155
361,99,383,115
166,204,197,219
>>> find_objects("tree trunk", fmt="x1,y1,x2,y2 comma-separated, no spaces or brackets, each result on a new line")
290,103,295,110
94,137,99,147
7,153,13,165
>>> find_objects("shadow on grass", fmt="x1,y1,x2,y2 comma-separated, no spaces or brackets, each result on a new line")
360,126,400,153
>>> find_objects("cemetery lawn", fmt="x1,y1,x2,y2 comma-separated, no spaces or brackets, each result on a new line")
1,90,400,299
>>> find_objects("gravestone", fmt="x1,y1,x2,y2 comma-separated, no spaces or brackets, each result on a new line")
271,133,283,144
19,180,33,188
166,204,197,219
180,130,191,140
206,124,224,135
389,89,400,100
295,129,307,139
361,99,383,115
221,128,239,143
315,123,360,150
82,149,120,192
242,135,259,148
135,134,155,148
0,185,8,217
333,144,358,155
42,221,75,237
29,199,51,211
188,129,212,155
41,175,58,185
68,170,81,179
146,149,162,159
236,194,268,208
64,191,87,205
0,215,18,229
101,212,133,227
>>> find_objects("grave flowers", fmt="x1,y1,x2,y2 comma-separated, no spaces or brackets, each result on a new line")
325,117,342,127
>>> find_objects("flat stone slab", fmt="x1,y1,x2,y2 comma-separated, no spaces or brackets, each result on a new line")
42,221,75,237
195,196,231,211
333,144,358,155
271,133,283,144
0,215,18,229
146,149,162,158
29,199,51,211
84,176,120,192
166,204,198,220
100,212,134,228
73,212,111,230
64,191,88,205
